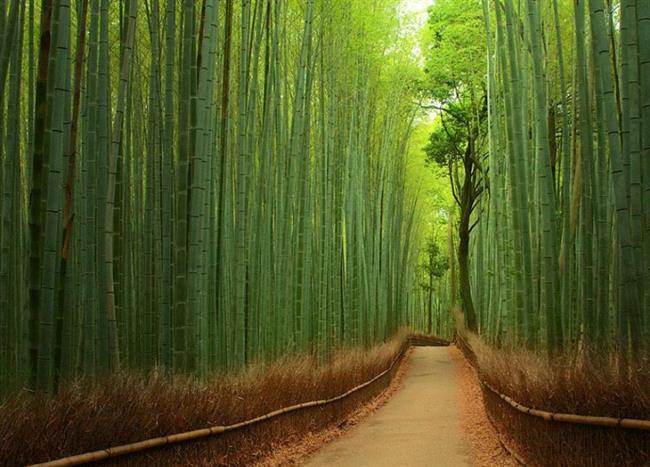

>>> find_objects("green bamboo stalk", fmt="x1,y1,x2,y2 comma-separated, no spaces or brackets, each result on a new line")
0,0,23,393
105,0,137,372
173,0,195,372
160,0,175,369
638,3,650,331
589,0,642,354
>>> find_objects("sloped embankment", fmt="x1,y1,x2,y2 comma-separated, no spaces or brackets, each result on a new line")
457,333,650,467
2,332,420,466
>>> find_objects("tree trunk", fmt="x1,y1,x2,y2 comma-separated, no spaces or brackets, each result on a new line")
458,203,477,331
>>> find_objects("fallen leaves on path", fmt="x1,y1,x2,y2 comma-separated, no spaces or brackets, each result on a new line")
450,345,520,467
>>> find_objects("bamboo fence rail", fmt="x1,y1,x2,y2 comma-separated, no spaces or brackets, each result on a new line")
480,379,650,430
39,333,648,467
456,334,650,431
28,335,449,467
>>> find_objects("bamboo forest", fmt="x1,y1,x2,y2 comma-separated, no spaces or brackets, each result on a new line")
0,1,649,466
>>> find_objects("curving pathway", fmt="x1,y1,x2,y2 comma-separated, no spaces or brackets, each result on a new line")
303,347,472,467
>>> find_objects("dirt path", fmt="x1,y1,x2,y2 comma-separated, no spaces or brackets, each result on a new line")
302,347,473,467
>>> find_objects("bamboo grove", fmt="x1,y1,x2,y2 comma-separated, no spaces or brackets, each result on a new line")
470,0,650,357
0,0,428,394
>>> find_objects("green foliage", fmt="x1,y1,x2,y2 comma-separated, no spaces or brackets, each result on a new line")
424,117,468,167
419,0,487,176
405,122,454,246
420,0,487,332
421,0,485,103
420,239,449,284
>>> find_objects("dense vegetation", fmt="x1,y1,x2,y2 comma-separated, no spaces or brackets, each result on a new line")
2,0,647,439
422,2,650,465
422,0,649,360
0,0,441,396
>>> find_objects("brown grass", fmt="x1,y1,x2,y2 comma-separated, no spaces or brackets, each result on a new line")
458,331,650,467
256,347,413,466
0,330,409,466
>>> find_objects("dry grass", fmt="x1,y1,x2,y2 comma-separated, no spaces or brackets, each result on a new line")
459,331,650,467
0,331,409,466
256,347,413,466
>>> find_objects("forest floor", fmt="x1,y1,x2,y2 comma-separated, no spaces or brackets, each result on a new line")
450,346,521,467
265,346,519,467
297,347,476,467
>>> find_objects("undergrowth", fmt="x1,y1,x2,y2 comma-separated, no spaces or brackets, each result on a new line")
0,330,409,466
458,329,650,467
